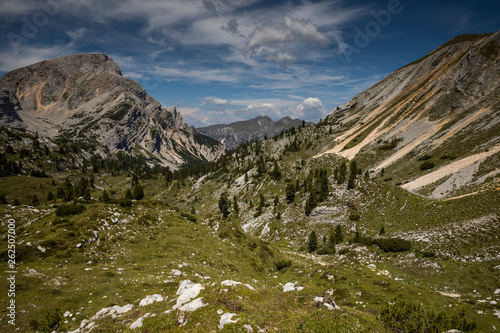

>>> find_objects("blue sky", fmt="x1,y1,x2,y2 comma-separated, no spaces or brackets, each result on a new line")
1,0,499,127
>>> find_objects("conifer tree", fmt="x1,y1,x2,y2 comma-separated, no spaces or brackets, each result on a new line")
307,230,318,252
132,184,144,200
218,193,230,218
269,161,281,180
305,192,317,215
379,225,386,235
324,229,336,254
338,162,347,184
100,190,110,203
83,189,91,201
334,225,344,244
233,196,239,216
286,184,295,204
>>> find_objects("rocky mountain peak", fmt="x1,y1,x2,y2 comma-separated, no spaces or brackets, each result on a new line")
0,53,224,168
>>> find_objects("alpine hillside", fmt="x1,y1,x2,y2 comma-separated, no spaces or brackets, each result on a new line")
0,53,224,169
197,116,314,150
317,32,500,199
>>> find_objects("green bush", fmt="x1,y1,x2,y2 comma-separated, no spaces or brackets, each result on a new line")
181,212,197,223
39,307,63,333
420,161,435,170
349,213,360,221
274,258,292,271
418,154,432,161
374,238,411,252
55,204,85,217
119,198,132,207
353,234,411,253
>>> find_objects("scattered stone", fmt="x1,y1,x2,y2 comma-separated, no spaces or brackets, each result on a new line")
495,289,500,294
170,269,183,276
243,324,254,332
221,280,255,290
283,282,304,292
173,280,204,310
38,245,47,252
219,312,239,329
139,294,164,307
114,304,134,314
130,313,150,329
177,297,207,312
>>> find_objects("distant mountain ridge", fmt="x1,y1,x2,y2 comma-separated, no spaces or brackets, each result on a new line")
197,116,313,150
0,53,224,169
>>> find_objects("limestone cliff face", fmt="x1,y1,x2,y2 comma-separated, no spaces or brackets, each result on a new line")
0,53,224,168
319,32,500,198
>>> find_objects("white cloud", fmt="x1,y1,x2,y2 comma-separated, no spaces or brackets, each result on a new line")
294,97,327,119
243,15,330,66
202,96,230,106
153,65,240,83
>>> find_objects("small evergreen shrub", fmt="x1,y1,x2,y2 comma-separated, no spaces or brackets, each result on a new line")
181,212,197,223
274,258,292,271
55,203,85,217
420,161,435,170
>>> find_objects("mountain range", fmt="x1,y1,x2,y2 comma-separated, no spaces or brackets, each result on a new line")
197,116,314,150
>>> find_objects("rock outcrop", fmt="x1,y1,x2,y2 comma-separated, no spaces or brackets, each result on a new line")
0,53,224,168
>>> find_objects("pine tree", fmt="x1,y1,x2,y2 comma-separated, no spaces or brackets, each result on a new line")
324,229,336,254
259,193,266,207
132,184,144,200
100,190,110,203
319,169,329,201
347,161,357,189
274,196,279,206
334,225,344,244
305,192,317,216
218,193,230,218
347,172,356,189
233,196,239,216
350,160,358,176
286,184,295,204
307,230,318,252
83,189,91,201
269,161,281,180
379,225,386,235
338,162,347,184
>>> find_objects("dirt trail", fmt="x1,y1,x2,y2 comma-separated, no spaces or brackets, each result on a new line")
285,251,328,266
401,144,500,191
